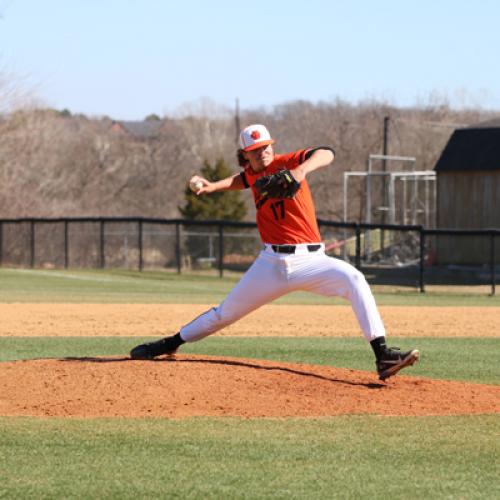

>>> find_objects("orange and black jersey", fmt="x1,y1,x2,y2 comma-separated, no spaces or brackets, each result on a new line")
240,147,334,245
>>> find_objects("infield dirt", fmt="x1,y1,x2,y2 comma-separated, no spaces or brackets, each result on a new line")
1,304,499,337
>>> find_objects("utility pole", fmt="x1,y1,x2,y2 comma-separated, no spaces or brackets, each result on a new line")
382,115,390,222
235,98,241,145
383,116,390,162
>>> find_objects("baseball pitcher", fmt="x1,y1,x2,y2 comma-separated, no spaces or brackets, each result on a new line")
130,124,419,380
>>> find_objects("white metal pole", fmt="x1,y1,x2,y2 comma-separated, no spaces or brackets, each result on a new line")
366,173,372,262
343,173,348,260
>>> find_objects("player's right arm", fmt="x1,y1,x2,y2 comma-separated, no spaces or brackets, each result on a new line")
189,173,246,195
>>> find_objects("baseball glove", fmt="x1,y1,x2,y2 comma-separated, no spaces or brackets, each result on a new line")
254,170,301,199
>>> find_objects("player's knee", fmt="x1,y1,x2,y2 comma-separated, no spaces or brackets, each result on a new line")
345,267,367,290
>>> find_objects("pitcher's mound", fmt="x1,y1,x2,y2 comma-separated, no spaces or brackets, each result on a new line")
1,355,499,418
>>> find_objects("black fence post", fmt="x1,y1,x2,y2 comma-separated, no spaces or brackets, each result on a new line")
64,220,69,269
138,220,143,271
218,224,224,278
419,229,426,293
100,220,105,269
491,233,496,296
30,220,35,268
175,222,181,274
355,225,361,269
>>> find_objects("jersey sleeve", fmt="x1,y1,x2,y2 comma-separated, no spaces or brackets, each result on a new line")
283,147,335,170
240,171,250,188
285,149,308,170
304,146,336,161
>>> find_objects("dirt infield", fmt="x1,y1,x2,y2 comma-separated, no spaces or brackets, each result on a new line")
1,304,499,337
1,304,499,418
1,354,499,418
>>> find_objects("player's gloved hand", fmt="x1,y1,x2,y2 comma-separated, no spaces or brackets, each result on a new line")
254,169,301,199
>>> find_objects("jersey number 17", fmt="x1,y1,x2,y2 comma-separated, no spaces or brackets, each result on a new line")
270,200,286,220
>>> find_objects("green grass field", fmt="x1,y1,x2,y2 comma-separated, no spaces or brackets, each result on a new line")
1,267,499,305
1,268,499,499
1,416,499,499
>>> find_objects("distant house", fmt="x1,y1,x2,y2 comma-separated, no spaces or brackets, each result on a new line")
110,119,164,140
433,117,500,264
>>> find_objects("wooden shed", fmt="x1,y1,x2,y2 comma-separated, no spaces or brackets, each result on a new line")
433,118,500,265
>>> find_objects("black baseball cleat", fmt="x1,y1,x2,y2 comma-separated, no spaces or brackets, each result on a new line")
376,347,420,381
130,335,180,360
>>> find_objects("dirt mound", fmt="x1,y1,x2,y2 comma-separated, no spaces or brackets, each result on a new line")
1,355,499,418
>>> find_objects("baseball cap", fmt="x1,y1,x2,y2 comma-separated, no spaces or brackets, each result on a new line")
239,124,275,152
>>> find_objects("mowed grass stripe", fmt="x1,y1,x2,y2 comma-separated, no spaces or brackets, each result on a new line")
1,416,499,499
1,267,499,305
1,336,499,384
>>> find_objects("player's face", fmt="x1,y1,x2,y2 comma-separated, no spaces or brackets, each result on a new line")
245,144,274,172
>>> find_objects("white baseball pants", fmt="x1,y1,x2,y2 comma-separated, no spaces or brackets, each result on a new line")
180,244,385,342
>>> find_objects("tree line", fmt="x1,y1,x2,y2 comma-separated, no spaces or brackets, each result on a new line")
0,98,495,222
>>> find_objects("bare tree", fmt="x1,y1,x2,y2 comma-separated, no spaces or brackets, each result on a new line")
0,94,495,221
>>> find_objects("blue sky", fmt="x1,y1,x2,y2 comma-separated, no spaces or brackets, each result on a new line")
1,0,499,119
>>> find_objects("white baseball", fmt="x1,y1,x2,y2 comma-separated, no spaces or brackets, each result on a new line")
190,180,203,192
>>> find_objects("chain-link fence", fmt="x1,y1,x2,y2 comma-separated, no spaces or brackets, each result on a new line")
0,217,498,294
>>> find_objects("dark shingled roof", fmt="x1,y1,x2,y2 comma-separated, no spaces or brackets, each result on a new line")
113,120,163,138
434,117,500,172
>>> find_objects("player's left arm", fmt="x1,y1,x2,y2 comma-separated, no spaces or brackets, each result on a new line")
291,147,335,182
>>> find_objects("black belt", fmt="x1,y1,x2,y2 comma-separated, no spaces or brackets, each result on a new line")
271,244,322,254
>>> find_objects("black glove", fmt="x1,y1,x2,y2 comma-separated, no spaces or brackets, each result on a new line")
254,169,301,199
